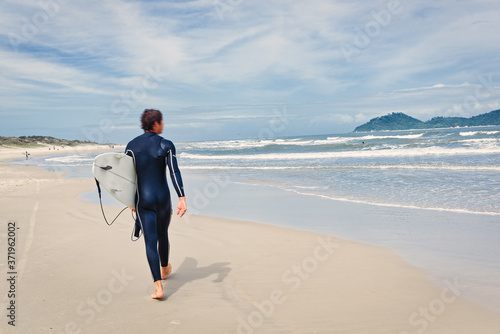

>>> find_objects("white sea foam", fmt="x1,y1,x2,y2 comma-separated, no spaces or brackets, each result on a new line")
457,138,500,150
184,138,326,150
183,133,429,151
180,145,500,161
460,131,500,137
280,187,500,216
44,155,94,164
314,134,424,146
270,139,315,146
322,137,352,144
183,139,269,150
182,165,500,172
355,133,425,141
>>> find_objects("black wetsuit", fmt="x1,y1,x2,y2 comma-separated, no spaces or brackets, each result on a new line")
125,132,185,282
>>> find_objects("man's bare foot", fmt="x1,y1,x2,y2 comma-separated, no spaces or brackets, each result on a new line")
161,263,172,280
151,280,164,299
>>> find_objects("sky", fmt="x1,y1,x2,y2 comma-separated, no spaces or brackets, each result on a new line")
1,0,500,144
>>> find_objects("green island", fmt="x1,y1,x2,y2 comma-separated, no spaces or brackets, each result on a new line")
354,109,500,132
0,135,97,148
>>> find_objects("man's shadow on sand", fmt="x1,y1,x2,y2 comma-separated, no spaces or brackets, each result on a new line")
153,257,231,299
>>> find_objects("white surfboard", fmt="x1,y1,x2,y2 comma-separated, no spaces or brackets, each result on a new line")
92,152,137,209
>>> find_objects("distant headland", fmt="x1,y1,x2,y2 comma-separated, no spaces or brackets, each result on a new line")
353,109,500,132
0,135,97,148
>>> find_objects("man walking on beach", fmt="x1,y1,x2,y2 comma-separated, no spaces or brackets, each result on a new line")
125,109,187,299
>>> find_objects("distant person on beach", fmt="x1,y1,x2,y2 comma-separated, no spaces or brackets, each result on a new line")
25,151,29,159
125,109,187,299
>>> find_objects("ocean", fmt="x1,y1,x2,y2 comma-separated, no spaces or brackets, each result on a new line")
180,126,500,216
10,125,500,312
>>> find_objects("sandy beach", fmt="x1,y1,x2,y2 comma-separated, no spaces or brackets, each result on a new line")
1,147,500,334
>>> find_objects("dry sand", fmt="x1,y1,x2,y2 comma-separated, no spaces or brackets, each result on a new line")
0,144,123,162
0,144,123,191
1,147,499,333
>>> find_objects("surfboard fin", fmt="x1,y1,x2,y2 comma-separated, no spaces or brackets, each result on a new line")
100,165,112,171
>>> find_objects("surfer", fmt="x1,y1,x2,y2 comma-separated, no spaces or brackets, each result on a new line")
125,109,187,299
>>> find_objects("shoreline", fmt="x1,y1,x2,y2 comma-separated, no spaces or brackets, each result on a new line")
1,147,500,333
6,147,500,314
180,170,500,314
0,144,125,191
0,143,125,162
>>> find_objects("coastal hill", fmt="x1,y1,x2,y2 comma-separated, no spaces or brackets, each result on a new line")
0,135,96,148
354,109,500,132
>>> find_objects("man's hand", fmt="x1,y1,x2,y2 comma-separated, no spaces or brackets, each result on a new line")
177,197,187,217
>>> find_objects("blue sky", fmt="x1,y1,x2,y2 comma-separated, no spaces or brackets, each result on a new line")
1,0,499,143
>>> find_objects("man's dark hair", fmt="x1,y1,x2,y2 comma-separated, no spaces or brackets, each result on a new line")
141,109,163,131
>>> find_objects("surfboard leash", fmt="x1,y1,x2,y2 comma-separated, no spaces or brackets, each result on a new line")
95,178,128,226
